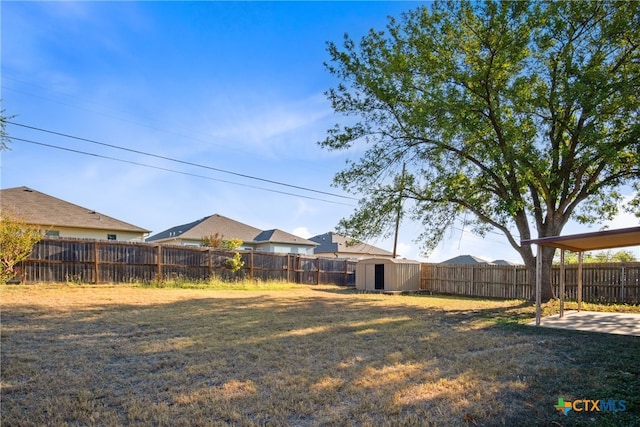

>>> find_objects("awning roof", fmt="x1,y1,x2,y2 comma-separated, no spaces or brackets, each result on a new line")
521,226,640,252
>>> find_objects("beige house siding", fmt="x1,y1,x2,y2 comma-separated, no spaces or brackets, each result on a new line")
43,226,147,242
255,243,314,255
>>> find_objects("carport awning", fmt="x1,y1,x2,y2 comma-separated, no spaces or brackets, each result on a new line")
521,226,640,326
521,226,640,252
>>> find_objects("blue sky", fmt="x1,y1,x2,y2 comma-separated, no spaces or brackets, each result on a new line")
2,1,638,263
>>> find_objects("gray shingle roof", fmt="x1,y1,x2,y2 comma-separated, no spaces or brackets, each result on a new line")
309,232,393,257
147,214,317,246
147,214,262,242
0,186,150,233
491,259,521,266
439,255,494,265
254,229,318,246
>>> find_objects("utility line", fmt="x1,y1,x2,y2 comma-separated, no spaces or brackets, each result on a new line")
1,85,237,153
7,121,357,201
10,136,357,207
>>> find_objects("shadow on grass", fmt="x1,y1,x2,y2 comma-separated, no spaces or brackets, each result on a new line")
1,290,638,426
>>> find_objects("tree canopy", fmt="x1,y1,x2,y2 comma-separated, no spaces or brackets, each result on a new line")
321,0,640,301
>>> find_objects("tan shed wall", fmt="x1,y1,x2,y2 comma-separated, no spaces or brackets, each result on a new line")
385,263,421,291
355,258,421,291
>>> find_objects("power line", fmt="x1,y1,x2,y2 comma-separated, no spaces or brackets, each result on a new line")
2,84,240,154
10,136,357,207
7,121,357,201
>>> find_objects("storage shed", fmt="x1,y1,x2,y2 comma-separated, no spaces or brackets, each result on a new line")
355,258,421,292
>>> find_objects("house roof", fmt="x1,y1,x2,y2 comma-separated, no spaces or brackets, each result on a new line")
491,259,521,266
147,214,261,242
309,232,393,257
254,229,318,246
439,255,494,265
0,186,150,233
147,214,317,246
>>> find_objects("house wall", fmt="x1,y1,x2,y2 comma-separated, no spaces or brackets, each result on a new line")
254,243,314,255
41,226,146,242
151,239,314,255
316,251,394,260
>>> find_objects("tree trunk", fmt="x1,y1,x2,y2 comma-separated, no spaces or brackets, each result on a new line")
523,245,556,302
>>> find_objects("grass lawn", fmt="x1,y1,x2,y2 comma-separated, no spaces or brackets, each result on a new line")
1,283,639,426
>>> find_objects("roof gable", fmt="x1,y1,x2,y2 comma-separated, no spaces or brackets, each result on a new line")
147,214,319,246
0,186,150,233
254,229,318,246
310,232,393,256
147,214,262,242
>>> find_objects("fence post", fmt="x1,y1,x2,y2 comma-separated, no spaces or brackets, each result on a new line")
316,258,321,285
621,266,626,302
577,252,583,311
157,245,162,283
94,241,99,284
19,260,25,283
344,259,348,286
208,248,212,279
250,252,254,280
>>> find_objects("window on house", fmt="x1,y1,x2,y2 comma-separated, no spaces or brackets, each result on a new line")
45,230,60,238
107,234,117,240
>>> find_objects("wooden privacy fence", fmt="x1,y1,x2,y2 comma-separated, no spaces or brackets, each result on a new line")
15,238,356,286
420,262,640,304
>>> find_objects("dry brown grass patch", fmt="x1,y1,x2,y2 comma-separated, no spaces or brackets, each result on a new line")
1,284,638,426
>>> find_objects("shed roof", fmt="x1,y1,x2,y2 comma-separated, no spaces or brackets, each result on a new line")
357,257,420,264
521,226,640,252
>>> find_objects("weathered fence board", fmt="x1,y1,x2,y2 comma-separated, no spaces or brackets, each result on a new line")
421,263,640,304
15,239,636,303
16,238,356,286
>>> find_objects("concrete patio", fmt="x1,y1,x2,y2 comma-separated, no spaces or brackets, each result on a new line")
529,310,640,336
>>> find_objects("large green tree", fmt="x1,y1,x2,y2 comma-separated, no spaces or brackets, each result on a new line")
321,1,640,301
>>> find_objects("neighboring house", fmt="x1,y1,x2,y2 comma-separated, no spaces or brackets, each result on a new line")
0,186,150,242
439,255,495,265
146,214,318,255
309,232,394,259
491,259,521,266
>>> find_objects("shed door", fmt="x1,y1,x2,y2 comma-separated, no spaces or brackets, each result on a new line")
374,264,384,290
